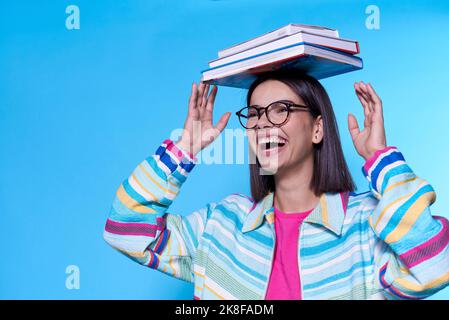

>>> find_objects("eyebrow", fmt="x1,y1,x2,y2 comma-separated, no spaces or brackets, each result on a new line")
249,99,297,107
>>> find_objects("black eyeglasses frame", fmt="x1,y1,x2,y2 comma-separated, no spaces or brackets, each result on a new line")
235,100,309,129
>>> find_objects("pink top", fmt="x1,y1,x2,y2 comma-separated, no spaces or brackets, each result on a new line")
265,206,313,300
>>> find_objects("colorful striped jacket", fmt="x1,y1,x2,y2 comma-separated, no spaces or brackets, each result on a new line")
103,138,449,299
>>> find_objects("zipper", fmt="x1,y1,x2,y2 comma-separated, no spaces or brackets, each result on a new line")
262,223,276,299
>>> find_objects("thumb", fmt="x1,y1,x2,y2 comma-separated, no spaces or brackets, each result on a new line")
348,113,360,141
214,112,231,134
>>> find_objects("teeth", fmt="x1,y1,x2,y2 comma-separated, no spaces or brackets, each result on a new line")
258,136,287,145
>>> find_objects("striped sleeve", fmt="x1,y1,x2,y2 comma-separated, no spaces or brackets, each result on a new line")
103,139,214,283
363,146,449,299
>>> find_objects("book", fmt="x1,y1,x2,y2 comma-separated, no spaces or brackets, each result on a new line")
209,31,360,68
201,43,363,89
217,23,339,59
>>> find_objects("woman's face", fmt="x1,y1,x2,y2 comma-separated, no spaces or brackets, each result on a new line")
247,80,323,174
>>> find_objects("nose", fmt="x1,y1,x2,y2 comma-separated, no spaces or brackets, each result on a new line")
256,110,272,129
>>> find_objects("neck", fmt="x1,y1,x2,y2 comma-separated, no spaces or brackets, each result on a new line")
273,154,320,213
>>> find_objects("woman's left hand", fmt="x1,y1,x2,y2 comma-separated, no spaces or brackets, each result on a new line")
348,81,387,161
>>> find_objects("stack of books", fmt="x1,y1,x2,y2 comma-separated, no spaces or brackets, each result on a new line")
200,23,363,89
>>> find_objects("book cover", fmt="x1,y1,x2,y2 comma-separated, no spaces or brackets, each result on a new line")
201,53,363,89
210,32,360,68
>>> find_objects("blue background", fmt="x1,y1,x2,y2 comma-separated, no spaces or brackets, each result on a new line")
1,0,448,299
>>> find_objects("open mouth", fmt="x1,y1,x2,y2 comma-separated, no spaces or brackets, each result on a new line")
260,141,286,151
257,137,288,157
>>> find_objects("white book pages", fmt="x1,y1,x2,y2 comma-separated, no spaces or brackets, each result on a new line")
217,23,339,58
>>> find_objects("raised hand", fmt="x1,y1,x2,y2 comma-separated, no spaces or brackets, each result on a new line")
175,80,232,157
348,81,387,161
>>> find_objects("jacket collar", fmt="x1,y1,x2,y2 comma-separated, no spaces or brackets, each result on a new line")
241,191,349,236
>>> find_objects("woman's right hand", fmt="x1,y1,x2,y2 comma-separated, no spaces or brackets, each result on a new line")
175,80,232,157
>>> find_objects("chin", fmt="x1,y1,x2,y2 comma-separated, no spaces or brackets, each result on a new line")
257,158,284,175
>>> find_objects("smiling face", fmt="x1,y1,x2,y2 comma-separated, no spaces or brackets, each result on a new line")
247,79,323,174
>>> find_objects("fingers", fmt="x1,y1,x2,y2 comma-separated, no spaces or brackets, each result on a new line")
355,84,369,112
358,82,373,113
356,82,372,111
188,82,198,115
354,82,371,128
202,83,218,122
206,85,218,113
366,83,381,105
189,80,222,129
359,81,382,111
196,81,210,120
347,113,360,141
188,81,210,121
201,83,210,108
188,81,204,121
214,112,232,135
365,83,384,121
196,81,206,107
359,82,384,124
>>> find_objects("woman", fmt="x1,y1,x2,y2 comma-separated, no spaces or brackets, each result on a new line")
103,71,449,300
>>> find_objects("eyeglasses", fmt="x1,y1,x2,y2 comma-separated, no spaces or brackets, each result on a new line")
235,100,309,129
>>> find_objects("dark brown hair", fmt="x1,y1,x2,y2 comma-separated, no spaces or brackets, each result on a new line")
247,70,355,203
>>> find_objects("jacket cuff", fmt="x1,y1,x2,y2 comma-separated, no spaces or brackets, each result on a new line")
155,139,197,176
362,146,406,195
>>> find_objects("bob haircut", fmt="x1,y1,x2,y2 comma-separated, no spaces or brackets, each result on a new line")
246,70,356,203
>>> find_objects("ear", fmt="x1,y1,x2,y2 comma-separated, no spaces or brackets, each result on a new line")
312,115,324,144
